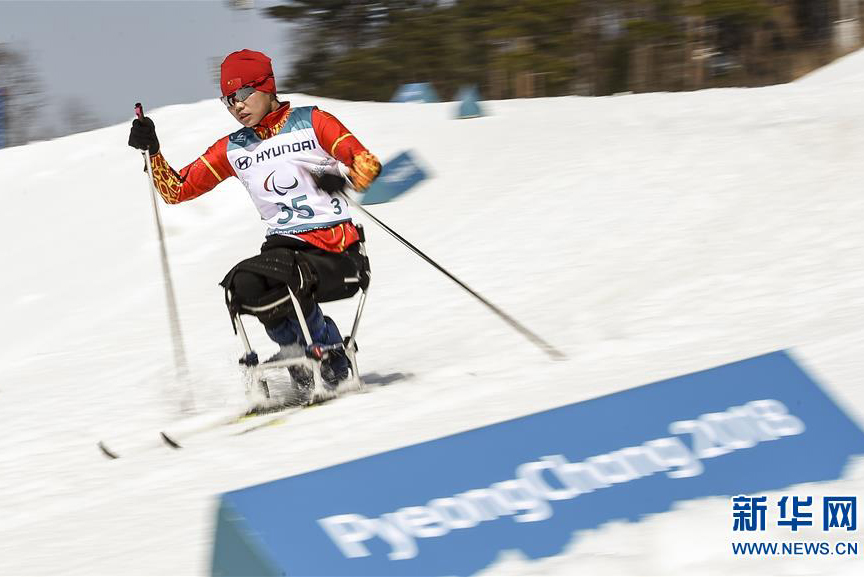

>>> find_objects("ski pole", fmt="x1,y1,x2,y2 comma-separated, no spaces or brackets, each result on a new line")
135,103,194,412
341,193,567,361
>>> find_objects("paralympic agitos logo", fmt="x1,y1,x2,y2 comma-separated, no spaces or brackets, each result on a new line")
264,171,300,196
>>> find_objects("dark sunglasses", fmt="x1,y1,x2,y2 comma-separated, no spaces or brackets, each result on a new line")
221,85,258,108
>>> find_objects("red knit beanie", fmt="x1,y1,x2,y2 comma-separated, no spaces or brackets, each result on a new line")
220,49,276,96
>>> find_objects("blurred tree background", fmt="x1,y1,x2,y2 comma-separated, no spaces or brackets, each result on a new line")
0,43,45,146
264,0,855,99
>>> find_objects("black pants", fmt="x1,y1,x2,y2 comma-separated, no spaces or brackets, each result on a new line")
221,234,369,329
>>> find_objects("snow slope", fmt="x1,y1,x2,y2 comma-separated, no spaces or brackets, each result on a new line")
2,49,864,574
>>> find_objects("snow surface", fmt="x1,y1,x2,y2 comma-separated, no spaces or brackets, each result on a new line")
3,48,864,575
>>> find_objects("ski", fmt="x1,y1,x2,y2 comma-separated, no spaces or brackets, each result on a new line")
98,396,324,459
98,404,258,459
97,371,411,459
158,396,319,449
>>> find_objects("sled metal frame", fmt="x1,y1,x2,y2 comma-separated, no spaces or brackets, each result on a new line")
231,284,368,407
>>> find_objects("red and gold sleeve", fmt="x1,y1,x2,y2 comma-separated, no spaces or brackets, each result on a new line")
312,108,381,191
149,136,234,204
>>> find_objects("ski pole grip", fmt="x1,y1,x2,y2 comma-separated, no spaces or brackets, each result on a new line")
135,102,144,120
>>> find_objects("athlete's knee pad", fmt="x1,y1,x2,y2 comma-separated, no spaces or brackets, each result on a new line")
220,249,315,328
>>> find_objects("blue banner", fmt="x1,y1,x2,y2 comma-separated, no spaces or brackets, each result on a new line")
212,351,864,576
456,85,484,119
391,83,439,103
360,150,428,205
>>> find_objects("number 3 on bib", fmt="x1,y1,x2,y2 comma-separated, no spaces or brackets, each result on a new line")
276,195,315,224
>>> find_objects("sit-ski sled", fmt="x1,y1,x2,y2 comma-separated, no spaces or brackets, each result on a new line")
231,286,369,411
227,226,371,414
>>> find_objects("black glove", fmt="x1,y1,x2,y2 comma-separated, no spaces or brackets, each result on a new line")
128,116,160,155
314,173,347,194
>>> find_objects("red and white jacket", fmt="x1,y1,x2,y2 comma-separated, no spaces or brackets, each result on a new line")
148,103,379,253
